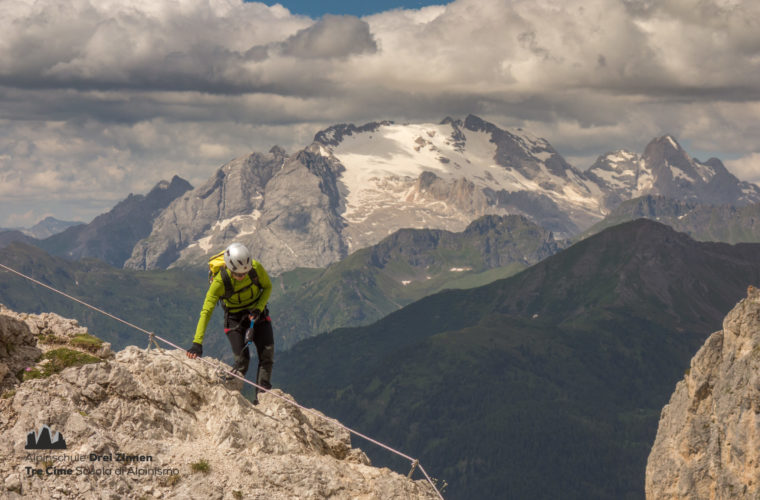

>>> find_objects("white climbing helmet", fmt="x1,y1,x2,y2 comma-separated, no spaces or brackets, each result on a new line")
224,242,252,274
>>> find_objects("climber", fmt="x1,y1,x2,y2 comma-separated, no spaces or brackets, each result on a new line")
187,242,274,401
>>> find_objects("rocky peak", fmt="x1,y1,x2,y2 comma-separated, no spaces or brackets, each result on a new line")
646,285,760,499
36,174,193,268
268,145,286,156
149,176,193,198
22,217,83,240
647,134,684,153
124,149,290,271
643,135,693,174
587,134,760,208
0,306,438,499
140,176,194,213
313,121,393,147
592,149,639,170
463,114,576,179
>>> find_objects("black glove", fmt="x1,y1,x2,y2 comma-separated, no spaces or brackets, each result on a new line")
187,342,203,358
249,308,262,321
244,327,255,345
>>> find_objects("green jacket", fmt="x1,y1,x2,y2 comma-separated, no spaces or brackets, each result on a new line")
193,260,272,345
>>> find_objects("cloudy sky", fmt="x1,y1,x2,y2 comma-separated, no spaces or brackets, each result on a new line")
1,0,759,227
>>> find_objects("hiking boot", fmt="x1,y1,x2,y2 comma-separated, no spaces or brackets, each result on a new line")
222,368,245,391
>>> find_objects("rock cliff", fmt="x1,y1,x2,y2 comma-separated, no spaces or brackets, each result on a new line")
0,307,437,499
646,286,760,499
40,176,193,268
125,147,348,275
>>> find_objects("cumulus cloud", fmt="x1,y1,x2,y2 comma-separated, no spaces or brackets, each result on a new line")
727,153,760,185
1,0,759,226
278,15,377,59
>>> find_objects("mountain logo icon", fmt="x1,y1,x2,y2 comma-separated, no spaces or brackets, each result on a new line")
25,425,67,450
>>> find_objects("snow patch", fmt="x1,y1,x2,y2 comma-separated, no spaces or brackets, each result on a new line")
669,164,694,183
195,235,214,253
636,169,654,193
693,161,716,183
449,267,472,272
215,213,262,231
187,212,262,253
590,169,630,189
608,150,636,164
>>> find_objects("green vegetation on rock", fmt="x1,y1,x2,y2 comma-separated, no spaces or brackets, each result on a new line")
22,348,102,381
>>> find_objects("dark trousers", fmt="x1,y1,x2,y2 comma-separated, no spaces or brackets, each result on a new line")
224,309,274,389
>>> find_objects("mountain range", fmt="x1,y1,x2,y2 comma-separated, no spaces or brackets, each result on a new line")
586,136,760,208
114,115,759,274
0,218,83,250
580,195,760,244
0,176,193,269
3,116,757,278
38,175,193,267
269,214,564,348
0,217,83,240
275,219,760,500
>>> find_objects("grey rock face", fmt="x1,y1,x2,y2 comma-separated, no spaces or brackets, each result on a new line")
256,146,347,272
314,121,393,147
462,114,576,180
585,149,644,208
126,147,348,275
0,307,438,499
126,149,284,270
40,175,192,267
646,286,760,499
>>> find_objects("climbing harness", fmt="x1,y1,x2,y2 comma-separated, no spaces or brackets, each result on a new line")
0,262,444,499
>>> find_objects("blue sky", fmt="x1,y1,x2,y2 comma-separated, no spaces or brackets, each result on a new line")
1,0,760,227
264,1,447,18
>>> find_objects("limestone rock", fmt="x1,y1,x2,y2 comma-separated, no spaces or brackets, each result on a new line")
0,312,40,394
124,147,348,275
0,306,438,499
0,305,113,395
646,286,760,499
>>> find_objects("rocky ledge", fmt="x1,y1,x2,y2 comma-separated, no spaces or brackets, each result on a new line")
646,286,760,499
0,308,437,499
